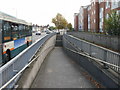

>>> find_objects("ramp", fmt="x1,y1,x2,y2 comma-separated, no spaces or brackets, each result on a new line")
31,47,96,88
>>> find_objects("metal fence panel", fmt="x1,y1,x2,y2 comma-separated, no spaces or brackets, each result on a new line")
106,51,120,71
63,34,120,73
0,33,56,88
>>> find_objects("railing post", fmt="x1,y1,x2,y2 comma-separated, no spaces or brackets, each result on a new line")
103,50,108,69
81,41,83,52
0,71,2,87
118,55,120,86
89,44,91,56
118,36,120,52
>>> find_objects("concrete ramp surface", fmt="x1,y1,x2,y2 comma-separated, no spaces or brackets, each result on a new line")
31,47,96,88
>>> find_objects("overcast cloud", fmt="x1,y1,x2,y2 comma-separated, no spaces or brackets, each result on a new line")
0,0,90,26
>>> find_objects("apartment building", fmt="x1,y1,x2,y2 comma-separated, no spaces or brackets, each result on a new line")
74,13,79,31
99,1,105,32
77,0,120,33
111,0,120,12
83,7,88,31
99,0,120,32
87,5,91,31
78,7,84,31
98,0,111,32
77,0,99,32
90,0,99,32
78,6,88,31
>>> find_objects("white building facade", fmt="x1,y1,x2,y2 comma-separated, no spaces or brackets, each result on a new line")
78,7,84,31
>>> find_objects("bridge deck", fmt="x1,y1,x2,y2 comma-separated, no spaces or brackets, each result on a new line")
31,47,96,88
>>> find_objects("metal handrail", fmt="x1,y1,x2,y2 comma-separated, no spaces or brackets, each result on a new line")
68,35,120,56
0,45,55,90
0,33,56,89
63,34,120,72
63,36,120,69
0,34,47,71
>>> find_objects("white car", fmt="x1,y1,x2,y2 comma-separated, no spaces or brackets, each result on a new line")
36,31,41,35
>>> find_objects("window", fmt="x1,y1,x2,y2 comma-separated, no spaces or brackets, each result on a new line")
88,6,91,11
106,14,109,19
26,25,32,36
111,0,120,9
94,1,96,4
22,25,26,37
117,10,120,15
94,19,96,23
100,18,103,22
11,23,19,40
29,26,32,35
90,6,91,10
23,25,27,37
88,14,90,21
3,21,11,42
99,0,103,3
88,14,90,30
106,0,110,9
99,22,103,32
100,8,103,18
0,20,2,62
0,20,2,32
19,24,24,38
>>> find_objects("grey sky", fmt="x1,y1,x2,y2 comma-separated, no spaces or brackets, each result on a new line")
0,0,91,26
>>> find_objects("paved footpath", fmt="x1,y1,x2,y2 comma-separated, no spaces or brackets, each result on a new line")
31,47,96,88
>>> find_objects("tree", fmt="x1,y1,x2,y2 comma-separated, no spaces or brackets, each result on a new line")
67,23,72,30
104,10,120,36
49,26,56,30
52,13,68,30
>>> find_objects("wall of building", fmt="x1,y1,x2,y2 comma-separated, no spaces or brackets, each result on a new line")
111,0,120,10
99,1,105,32
74,13,79,31
90,1,99,32
87,5,91,31
78,7,84,31
83,8,88,31
77,0,120,33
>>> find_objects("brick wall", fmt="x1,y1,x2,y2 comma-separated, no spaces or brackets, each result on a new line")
83,8,88,31
74,13,79,31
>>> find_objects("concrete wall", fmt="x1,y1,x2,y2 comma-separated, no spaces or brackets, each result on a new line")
68,32,120,52
17,34,56,88
62,34,120,88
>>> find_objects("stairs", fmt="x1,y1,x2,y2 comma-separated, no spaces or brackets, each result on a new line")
55,33,62,47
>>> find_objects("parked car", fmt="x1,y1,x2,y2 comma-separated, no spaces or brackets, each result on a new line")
36,31,41,35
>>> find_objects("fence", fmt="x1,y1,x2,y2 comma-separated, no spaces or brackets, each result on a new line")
63,34,120,73
68,32,120,52
0,33,56,89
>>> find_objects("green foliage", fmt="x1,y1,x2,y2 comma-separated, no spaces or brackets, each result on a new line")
52,13,68,29
49,26,56,30
67,23,73,30
104,10,120,36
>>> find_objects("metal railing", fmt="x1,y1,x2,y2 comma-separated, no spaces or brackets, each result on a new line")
0,33,56,89
63,34,120,73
